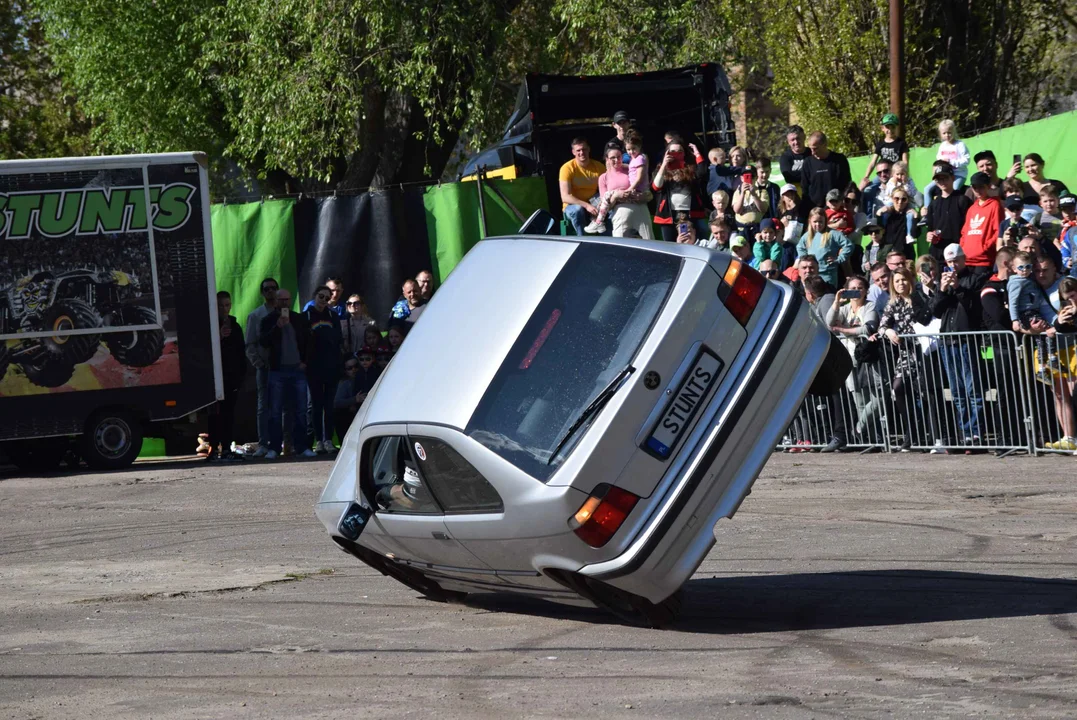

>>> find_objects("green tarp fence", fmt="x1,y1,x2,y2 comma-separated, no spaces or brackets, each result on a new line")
423,176,550,282
210,199,299,324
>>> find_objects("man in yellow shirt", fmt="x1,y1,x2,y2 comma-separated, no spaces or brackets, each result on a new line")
559,137,606,235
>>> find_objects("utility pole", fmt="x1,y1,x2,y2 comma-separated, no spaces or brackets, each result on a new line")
889,0,904,134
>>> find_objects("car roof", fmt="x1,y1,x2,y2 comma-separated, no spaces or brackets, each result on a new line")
362,234,716,430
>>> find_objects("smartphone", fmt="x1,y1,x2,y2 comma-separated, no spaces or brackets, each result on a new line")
1013,153,1022,166
944,266,954,274
741,173,753,186
919,263,932,275
678,222,689,235
280,306,290,319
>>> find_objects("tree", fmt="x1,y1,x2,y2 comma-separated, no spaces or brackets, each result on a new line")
1,2,90,159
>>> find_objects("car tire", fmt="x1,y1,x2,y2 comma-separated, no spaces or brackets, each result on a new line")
334,536,468,604
79,408,144,470
41,299,102,364
21,356,76,388
105,306,165,367
554,571,683,628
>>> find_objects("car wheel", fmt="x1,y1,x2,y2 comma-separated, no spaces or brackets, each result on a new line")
555,571,683,628
334,536,467,603
79,408,144,470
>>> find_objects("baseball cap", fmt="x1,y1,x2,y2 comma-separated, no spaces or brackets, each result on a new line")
862,223,883,234
1004,196,1024,212
881,113,900,126
612,110,630,124
780,183,797,195
1059,193,1076,208
759,218,781,232
969,171,992,187
825,188,842,202
357,345,375,357
932,162,955,179
943,243,965,261
730,234,748,249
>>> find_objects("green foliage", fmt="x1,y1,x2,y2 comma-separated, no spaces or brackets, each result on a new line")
0,2,91,159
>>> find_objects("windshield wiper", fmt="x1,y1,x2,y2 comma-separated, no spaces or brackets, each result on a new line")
547,364,635,465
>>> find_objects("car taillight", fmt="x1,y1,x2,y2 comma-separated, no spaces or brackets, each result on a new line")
718,259,766,325
569,484,639,548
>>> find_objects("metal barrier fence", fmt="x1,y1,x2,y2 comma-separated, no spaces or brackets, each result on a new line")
779,330,1077,456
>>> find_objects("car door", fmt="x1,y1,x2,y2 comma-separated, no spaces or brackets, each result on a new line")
360,428,502,588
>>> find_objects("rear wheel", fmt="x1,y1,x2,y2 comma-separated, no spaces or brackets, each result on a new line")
79,408,144,470
550,570,683,628
105,306,165,367
334,537,468,603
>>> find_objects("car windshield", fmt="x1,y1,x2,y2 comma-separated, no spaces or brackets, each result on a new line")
466,242,680,482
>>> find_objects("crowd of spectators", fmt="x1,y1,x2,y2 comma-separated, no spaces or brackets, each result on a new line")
203,270,436,461
559,111,1077,455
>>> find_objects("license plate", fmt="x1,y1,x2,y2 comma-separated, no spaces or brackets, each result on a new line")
644,348,723,459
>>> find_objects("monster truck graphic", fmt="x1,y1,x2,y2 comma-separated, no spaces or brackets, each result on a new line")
0,268,165,388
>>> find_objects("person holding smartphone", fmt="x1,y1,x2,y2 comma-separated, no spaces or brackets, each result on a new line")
259,288,316,460
732,166,768,239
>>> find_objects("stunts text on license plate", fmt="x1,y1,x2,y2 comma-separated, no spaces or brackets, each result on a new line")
645,349,723,459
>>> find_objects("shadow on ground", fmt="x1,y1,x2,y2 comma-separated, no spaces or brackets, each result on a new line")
463,570,1077,632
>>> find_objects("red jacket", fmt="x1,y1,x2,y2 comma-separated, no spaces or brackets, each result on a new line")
960,197,1002,267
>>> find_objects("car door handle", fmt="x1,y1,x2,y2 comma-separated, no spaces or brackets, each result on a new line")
431,531,451,541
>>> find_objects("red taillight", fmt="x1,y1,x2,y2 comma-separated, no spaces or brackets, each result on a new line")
719,260,766,325
569,485,639,548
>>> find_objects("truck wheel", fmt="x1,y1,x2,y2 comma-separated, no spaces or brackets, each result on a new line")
79,408,144,470
41,299,102,364
105,306,165,367
552,571,683,628
21,356,76,388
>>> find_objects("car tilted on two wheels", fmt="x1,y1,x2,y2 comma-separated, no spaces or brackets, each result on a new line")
317,234,843,627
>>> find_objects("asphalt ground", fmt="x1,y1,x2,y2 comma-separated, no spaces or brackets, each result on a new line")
1,452,1076,719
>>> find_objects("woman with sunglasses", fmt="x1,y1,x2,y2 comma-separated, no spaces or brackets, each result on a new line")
305,285,344,453
342,294,377,354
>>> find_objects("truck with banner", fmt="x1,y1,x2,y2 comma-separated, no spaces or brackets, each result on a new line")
0,152,222,470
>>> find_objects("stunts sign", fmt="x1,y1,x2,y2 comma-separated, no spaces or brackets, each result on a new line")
0,183,195,239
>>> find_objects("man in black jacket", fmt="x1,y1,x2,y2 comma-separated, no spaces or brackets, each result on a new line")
800,131,852,210
924,162,972,263
933,244,988,446
778,125,810,190
260,288,316,459
207,291,247,461
978,247,1023,450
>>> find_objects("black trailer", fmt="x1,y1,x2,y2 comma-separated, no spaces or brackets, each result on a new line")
459,63,737,215
0,152,222,470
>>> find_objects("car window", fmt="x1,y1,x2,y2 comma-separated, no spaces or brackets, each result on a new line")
466,243,680,482
411,437,503,514
366,435,440,514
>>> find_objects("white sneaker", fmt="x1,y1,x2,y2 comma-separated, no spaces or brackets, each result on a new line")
583,220,606,234
251,446,269,458
300,449,317,458
265,450,279,460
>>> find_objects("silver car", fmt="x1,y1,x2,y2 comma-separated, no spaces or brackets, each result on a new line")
316,234,841,626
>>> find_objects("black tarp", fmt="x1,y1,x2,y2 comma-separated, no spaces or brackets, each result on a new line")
293,192,433,326
459,64,736,214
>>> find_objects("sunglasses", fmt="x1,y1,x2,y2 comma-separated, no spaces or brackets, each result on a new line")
1015,264,1034,272
316,294,330,301
761,269,778,276
346,300,362,306
358,355,374,362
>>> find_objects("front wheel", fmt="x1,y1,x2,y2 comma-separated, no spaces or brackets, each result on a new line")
79,408,144,470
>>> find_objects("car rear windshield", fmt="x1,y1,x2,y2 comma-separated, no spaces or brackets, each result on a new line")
465,242,680,482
